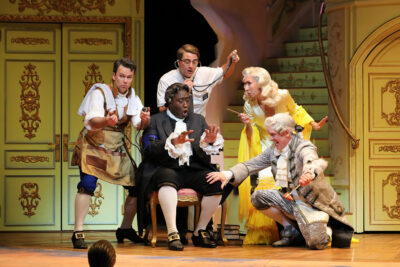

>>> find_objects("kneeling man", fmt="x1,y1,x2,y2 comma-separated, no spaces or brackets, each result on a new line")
136,83,224,251
207,113,354,250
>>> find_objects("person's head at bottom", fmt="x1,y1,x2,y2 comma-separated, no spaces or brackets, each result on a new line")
88,240,116,267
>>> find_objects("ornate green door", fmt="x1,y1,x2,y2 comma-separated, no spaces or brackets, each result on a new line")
0,22,126,231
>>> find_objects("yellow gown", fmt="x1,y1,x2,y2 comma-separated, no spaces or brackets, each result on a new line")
238,89,314,245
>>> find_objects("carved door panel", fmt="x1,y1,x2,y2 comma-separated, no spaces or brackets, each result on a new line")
363,29,400,231
61,23,125,230
0,23,62,230
0,22,127,231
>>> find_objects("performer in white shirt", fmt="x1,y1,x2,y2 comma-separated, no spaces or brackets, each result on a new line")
71,58,150,249
157,44,240,117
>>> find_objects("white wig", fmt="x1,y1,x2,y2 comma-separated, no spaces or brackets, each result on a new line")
265,113,295,134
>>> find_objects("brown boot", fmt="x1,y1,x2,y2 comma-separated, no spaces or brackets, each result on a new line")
272,225,304,247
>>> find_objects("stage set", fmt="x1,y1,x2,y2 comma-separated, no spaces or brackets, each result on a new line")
1,0,400,266
0,232,400,266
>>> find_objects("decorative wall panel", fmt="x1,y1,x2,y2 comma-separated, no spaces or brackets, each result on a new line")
5,150,54,169
369,139,400,159
369,167,400,225
68,30,118,54
4,176,55,226
5,29,55,53
5,60,55,144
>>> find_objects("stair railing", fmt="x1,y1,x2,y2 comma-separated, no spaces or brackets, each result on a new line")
318,1,360,149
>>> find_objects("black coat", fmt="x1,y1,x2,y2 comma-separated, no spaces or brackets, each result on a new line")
135,111,219,234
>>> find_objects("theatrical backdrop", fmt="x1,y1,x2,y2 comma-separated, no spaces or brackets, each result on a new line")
0,0,399,234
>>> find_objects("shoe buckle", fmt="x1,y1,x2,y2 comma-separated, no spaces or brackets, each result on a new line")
200,231,209,239
168,233,180,242
74,232,85,239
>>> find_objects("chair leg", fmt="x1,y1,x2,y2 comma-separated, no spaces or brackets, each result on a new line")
194,202,200,229
221,201,228,246
150,197,157,248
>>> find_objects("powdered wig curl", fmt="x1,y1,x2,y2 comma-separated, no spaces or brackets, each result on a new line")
265,113,295,134
242,67,281,107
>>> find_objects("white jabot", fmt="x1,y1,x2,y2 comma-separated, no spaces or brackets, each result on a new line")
165,110,192,166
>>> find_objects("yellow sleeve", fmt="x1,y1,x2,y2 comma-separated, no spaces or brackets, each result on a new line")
285,91,314,140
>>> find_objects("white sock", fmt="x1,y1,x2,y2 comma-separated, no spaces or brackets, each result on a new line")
158,186,178,235
74,193,91,232
194,195,222,236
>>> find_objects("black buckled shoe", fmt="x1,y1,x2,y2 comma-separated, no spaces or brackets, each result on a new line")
272,225,304,247
191,229,217,248
72,231,87,249
168,232,184,251
116,227,144,243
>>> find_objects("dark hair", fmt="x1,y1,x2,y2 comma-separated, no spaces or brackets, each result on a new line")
177,44,200,60
113,57,137,73
164,83,189,107
88,240,116,267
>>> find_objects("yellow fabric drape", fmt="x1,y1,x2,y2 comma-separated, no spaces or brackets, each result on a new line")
237,125,261,222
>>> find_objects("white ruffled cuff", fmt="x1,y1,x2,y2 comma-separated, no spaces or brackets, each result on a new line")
165,132,193,166
199,132,224,155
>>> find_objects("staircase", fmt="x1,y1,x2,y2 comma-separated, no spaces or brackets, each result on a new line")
222,17,334,181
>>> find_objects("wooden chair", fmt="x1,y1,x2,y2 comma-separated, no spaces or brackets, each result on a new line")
147,188,227,247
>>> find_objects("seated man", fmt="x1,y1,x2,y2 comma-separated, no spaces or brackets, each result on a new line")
136,83,224,251
207,113,354,250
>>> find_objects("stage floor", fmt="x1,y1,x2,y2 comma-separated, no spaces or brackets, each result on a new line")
0,232,399,266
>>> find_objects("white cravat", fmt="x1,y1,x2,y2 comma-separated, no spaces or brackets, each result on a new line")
274,145,291,188
165,110,192,166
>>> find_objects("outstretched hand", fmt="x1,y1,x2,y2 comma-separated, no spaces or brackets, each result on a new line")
172,130,194,146
201,124,219,144
228,49,240,63
106,110,118,127
310,116,328,131
206,172,229,189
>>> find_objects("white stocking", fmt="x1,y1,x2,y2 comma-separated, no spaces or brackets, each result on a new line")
194,195,221,235
74,192,91,232
158,186,178,235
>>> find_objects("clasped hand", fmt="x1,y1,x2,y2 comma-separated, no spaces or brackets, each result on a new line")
106,110,118,127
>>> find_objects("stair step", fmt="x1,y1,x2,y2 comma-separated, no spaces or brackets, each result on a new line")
231,87,328,106
223,104,328,122
271,71,326,88
285,40,328,57
264,56,327,72
299,26,327,41
288,88,328,104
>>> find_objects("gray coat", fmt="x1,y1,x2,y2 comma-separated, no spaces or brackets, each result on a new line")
229,134,353,245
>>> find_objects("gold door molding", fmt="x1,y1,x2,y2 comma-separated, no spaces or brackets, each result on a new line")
0,15,132,58
350,17,400,231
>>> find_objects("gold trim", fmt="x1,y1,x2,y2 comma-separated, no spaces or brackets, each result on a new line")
0,15,132,58
19,63,41,139
9,0,116,15
11,37,50,45
83,63,105,95
11,155,49,163
74,38,112,46
18,182,41,217
88,182,104,217
382,172,400,219
381,79,400,126
379,145,400,153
